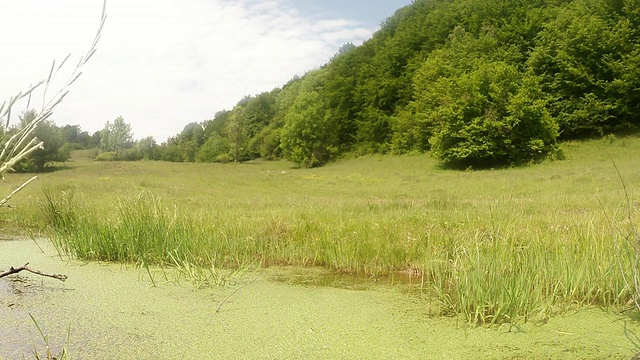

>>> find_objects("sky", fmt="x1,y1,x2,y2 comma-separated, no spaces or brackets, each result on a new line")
0,0,412,142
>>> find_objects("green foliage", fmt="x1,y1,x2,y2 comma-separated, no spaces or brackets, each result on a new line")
203,110,231,137
281,74,339,167
12,110,70,172
426,61,558,167
355,106,391,154
391,26,520,154
195,132,230,163
59,124,98,150
100,116,134,158
389,105,427,154
251,124,281,160
224,107,248,162
171,122,205,162
154,90,280,163
529,0,640,137
95,151,118,161
136,136,159,160
240,91,279,155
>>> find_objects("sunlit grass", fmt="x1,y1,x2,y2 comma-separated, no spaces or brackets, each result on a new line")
3,135,640,324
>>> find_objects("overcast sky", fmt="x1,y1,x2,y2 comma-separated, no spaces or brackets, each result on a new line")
0,0,412,142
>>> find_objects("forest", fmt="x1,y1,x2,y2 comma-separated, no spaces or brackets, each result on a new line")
4,0,640,171
153,0,640,169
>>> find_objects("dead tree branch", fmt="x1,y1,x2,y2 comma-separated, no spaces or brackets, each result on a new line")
0,262,67,281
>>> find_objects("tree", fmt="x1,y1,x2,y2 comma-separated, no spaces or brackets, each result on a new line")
203,110,231,138
329,42,356,63
13,109,70,172
177,122,205,162
136,136,159,160
196,132,231,162
148,0,640,167
280,89,338,168
224,107,248,162
391,25,522,155
242,90,279,158
159,139,185,162
60,124,81,145
100,116,134,159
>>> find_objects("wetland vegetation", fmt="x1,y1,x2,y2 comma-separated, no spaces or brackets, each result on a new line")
2,136,640,330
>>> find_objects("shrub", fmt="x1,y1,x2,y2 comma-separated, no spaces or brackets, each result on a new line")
95,151,117,161
215,153,232,163
426,61,558,167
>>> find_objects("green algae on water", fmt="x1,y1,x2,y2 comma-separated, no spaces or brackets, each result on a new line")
0,239,638,359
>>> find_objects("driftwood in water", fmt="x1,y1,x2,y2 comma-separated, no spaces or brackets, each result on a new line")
0,263,67,281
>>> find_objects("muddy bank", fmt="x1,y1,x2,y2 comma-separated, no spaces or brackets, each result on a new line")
0,239,637,359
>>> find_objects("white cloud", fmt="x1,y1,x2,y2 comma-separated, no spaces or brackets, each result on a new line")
0,0,378,142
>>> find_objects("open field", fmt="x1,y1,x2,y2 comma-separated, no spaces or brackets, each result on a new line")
2,136,640,324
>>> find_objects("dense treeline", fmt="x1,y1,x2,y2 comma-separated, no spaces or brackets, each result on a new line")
154,0,639,168
5,0,639,170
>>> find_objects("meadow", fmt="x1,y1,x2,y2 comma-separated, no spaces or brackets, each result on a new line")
2,135,640,325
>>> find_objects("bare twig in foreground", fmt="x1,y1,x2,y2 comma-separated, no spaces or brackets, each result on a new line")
0,262,67,281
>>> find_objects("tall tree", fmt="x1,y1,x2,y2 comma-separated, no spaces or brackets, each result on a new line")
280,74,339,167
224,107,248,162
100,116,134,158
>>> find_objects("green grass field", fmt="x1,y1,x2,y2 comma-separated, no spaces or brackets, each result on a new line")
2,135,640,324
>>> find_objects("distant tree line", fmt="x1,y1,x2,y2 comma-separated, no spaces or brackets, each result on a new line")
0,113,154,171
5,0,639,170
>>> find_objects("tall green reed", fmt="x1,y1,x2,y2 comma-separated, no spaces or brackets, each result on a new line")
38,187,637,325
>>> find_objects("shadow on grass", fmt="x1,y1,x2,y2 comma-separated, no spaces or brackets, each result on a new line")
13,164,74,174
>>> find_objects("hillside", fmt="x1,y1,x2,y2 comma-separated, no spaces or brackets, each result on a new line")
157,0,640,168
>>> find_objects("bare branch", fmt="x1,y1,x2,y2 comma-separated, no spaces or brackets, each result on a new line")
0,176,38,208
0,263,67,281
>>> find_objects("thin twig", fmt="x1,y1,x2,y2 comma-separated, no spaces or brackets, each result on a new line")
216,270,263,313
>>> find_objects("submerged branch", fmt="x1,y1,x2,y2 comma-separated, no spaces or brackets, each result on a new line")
0,262,67,281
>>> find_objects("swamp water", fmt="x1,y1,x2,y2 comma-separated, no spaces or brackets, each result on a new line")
0,239,638,359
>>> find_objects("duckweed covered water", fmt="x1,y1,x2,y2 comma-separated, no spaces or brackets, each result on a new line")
0,239,638,359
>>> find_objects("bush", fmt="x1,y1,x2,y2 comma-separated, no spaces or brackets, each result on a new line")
426,61,558,167
95,151,117,161
215,153,232,163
